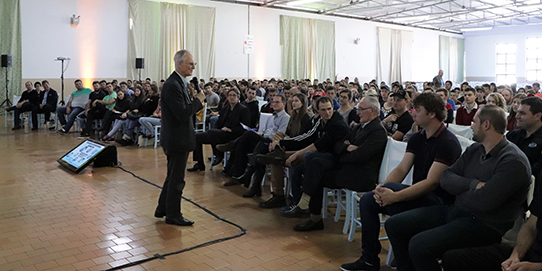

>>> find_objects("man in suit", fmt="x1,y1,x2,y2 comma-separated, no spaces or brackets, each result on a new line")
154,50,204,226
292,97,388,232
432,70,444,89
31,80,58,130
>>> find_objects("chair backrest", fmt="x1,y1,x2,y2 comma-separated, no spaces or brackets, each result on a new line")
528,175,536,207
378,137,413,186
13,95,21,104
257,98,267,110
447,123,473,140
257,113,273,134
455,134,475,153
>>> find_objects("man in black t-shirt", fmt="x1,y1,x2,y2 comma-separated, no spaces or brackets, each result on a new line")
341,92,461,271
381,89,413,141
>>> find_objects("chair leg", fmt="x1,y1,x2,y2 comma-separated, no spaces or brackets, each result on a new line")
343,190,352,234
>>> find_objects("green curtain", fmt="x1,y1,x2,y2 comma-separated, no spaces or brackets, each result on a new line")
128,0,215,82
280,15,335,81
0,0,22,109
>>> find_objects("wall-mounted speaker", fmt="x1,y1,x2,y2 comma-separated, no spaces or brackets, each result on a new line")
1,55,12,68
135,58,144,69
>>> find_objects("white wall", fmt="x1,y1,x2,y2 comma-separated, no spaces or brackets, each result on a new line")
464,24,542,84
20,0,462,85
21,0,128,86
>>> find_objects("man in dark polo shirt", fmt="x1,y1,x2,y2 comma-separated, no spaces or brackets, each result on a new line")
386,105,531,271
507,97,542,181
381,89,413,141
341,92,462,271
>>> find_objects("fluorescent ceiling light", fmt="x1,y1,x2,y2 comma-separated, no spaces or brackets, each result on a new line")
460,26,493,31
286,0,319,6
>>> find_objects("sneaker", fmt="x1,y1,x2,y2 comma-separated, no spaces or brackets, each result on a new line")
340,258,380,271
11,126,22,131
281,204,296,212
48,120,55,130
259,195,286,209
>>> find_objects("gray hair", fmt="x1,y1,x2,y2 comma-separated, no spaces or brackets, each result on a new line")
174,50,190,64
361,96,380,111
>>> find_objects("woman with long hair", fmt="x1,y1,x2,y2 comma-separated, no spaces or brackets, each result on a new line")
102,85,146,141
507,93,527,130
486,92,507,112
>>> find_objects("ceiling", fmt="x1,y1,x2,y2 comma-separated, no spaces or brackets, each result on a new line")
222,0,542,33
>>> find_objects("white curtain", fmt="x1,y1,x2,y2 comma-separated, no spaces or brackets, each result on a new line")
377,27,412,85
128,0,215,82
280,15,335,81
439,36,465,83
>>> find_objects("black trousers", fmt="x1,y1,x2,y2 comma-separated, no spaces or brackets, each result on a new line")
84,104,107,133
13,102,34,127
193,129,235,165
441,244,512,271
157,150,189,219
31,104,55,128
229,131,271,177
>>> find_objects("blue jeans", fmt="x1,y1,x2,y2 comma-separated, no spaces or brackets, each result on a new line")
358,183,442,265
385,205,502,271
56,106,84,131
139,117,161,135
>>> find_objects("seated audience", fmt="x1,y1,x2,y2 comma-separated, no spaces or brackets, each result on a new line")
102,86,145,141
9,81,40,130
381,89,413,141
325,86,341,110
241,86,260,129
293,97,387,232
138,98,161,139
219,94,289,195
80,82,117,137
341,92,461,271
385,105,531,271
487,92,508,112
188,88,251,171
31,80,58,130
476,86,487,105
507,93,527,130
435,88,454,123
337,89,360,126
56,80,92,133
260,88,278,113
455,87,478,125
117,84,159,145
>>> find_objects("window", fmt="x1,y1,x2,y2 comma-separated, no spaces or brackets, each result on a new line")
526,37,542,82
495,43,516,85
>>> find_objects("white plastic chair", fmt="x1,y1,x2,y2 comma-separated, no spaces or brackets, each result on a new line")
194,103,208,133
447,123,473,140
154,125,161,148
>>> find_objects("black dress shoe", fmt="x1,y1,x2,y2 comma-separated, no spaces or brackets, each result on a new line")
259,195,286,208
11,126,22,131
216,141,234,152
255,149,285,165
223,179,240,187
232,166,254,187
281,205,310,218
154,210,166,218
242,183,262,198
293,219,324,232
165,216,194,226
187,163,205,172
211,157,223,167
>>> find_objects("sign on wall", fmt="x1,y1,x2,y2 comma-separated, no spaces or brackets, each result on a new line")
244,35,254,54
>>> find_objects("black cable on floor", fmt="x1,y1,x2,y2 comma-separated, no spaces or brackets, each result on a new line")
102,166,247,271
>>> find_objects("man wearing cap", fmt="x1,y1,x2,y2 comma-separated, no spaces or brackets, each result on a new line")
381,89,413,141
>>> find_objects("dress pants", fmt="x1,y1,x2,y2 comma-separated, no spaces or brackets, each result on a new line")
441,244,512,271
230,131,271,177
157,150,189,219
31,104,55,128
84,104,107,133
358,183,442,265
101,110,122,134
385,205,502,271
193,129,235,165
269,152,295,197
13,102,35,127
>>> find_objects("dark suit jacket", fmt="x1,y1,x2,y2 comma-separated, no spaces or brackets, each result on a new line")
215,102,251,138
332,117,388,192
38,89,59,109
160,72,203,153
